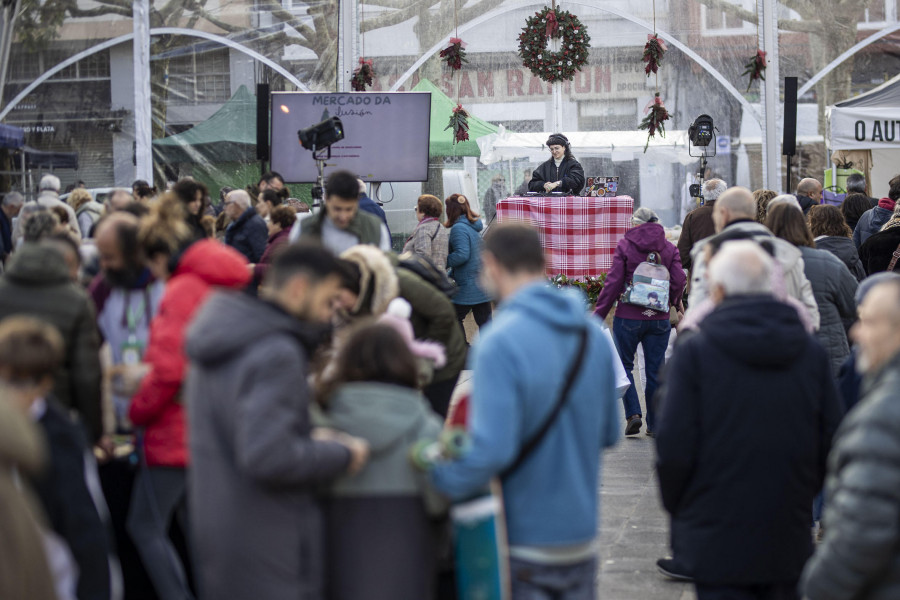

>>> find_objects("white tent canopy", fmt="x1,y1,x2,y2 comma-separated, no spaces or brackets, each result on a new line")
827,73,900,151
477,129,693,166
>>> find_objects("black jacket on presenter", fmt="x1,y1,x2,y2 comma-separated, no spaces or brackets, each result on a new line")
528,157,585,196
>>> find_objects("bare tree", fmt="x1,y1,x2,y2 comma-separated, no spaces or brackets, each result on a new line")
696,0,866,130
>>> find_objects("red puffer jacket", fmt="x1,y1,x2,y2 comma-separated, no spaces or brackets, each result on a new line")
129,240,251,467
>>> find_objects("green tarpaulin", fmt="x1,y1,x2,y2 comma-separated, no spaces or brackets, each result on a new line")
153,84,257,164
413,79,499,158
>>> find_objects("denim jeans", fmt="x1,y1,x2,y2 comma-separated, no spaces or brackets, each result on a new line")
509,557,597,600
612,317,671,432
126,467,195,600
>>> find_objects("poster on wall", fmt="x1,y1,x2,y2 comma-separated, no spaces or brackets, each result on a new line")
270,92,431,183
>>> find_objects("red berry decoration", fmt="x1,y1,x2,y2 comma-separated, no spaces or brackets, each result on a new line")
439,38,468,71
642,33,667,76
445,104,470,144
742,49,767,92
639,93,670,152
351,58,375,92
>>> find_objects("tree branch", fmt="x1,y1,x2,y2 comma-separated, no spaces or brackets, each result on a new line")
694,0,823,35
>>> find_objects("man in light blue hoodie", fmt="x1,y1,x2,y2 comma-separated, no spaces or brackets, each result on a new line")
431,223,621,599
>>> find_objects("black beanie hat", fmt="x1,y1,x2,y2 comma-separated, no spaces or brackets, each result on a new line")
546,133,569,148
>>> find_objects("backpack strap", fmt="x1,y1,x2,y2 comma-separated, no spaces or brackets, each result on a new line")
888,241,900,272
500,327,589,479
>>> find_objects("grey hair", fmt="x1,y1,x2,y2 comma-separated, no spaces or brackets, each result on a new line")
703,179,728,202
845,173,867,194
766,194,802,215
23,211,60,243
3,191,24,207
39,174,60,192
226,189,251,210
708,240,774,297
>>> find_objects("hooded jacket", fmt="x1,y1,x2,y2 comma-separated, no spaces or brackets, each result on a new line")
0,244,102,442
129,240,250,467
799,247,858,375
432,282,621,547
185,291,350,600
75,200,104,239
688,220,820,330
801,351,900,600
447,218,491,305
341,245,467,384
595,222,686,321
224,206,268,263
853,198,896,249
814,235,866,281
656,295,842,585
319,382,445,600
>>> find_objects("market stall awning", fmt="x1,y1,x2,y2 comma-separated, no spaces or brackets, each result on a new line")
153,84,257,163
477,129,693,165
827,73,900,151
0,123,24,150
12,145,78,170
413,79,499,158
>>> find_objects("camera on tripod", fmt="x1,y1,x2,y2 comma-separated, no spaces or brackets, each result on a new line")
687,114,717,204
298,117,344,205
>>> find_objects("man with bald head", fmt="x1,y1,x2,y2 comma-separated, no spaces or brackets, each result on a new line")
90,213,166,426
687,186,819,327
795,178,823,215
223,189,268,263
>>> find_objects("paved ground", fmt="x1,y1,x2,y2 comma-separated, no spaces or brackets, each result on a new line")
598,427,694,599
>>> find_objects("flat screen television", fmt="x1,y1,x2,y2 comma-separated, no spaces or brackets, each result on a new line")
270,92,431,183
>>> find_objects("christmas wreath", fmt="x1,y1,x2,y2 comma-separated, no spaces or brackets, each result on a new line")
518,6,591,84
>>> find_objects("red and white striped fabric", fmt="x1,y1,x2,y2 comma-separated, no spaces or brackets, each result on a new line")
495,195,634,278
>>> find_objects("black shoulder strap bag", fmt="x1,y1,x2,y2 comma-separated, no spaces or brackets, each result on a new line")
500,327,589,479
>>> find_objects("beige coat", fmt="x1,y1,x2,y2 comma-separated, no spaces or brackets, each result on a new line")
0,396,57,600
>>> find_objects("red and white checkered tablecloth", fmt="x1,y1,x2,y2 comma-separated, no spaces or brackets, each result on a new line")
495,195,634,278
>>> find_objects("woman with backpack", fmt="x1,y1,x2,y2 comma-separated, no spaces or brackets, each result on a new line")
446,194,492,338
594,207,686,437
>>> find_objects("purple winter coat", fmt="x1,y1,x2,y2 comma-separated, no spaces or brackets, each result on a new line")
594,222,686,321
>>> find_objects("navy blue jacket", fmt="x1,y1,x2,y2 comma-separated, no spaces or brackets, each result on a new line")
656,296,843,585
225,206,268,263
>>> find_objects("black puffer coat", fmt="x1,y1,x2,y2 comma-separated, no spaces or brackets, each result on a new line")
800,247,858,375
859,227,900,275
801,352,900,600
814,235,866,282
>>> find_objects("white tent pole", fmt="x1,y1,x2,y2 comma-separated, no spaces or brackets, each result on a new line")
0,0,20,108
337,0,358,92
133,0,153,183
759,0,780,191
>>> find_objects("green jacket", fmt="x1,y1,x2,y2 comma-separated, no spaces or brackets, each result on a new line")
0,244,102,442
299,209,383,246
393,261,468,383
317,382,446,515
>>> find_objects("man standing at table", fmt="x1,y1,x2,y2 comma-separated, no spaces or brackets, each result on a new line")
529,133,585,196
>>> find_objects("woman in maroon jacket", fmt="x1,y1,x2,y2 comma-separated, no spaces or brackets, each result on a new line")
252,204,296,286
594,207,686,437
127,194,250,600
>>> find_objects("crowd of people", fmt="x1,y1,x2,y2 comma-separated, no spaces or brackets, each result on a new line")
1,161,900,600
